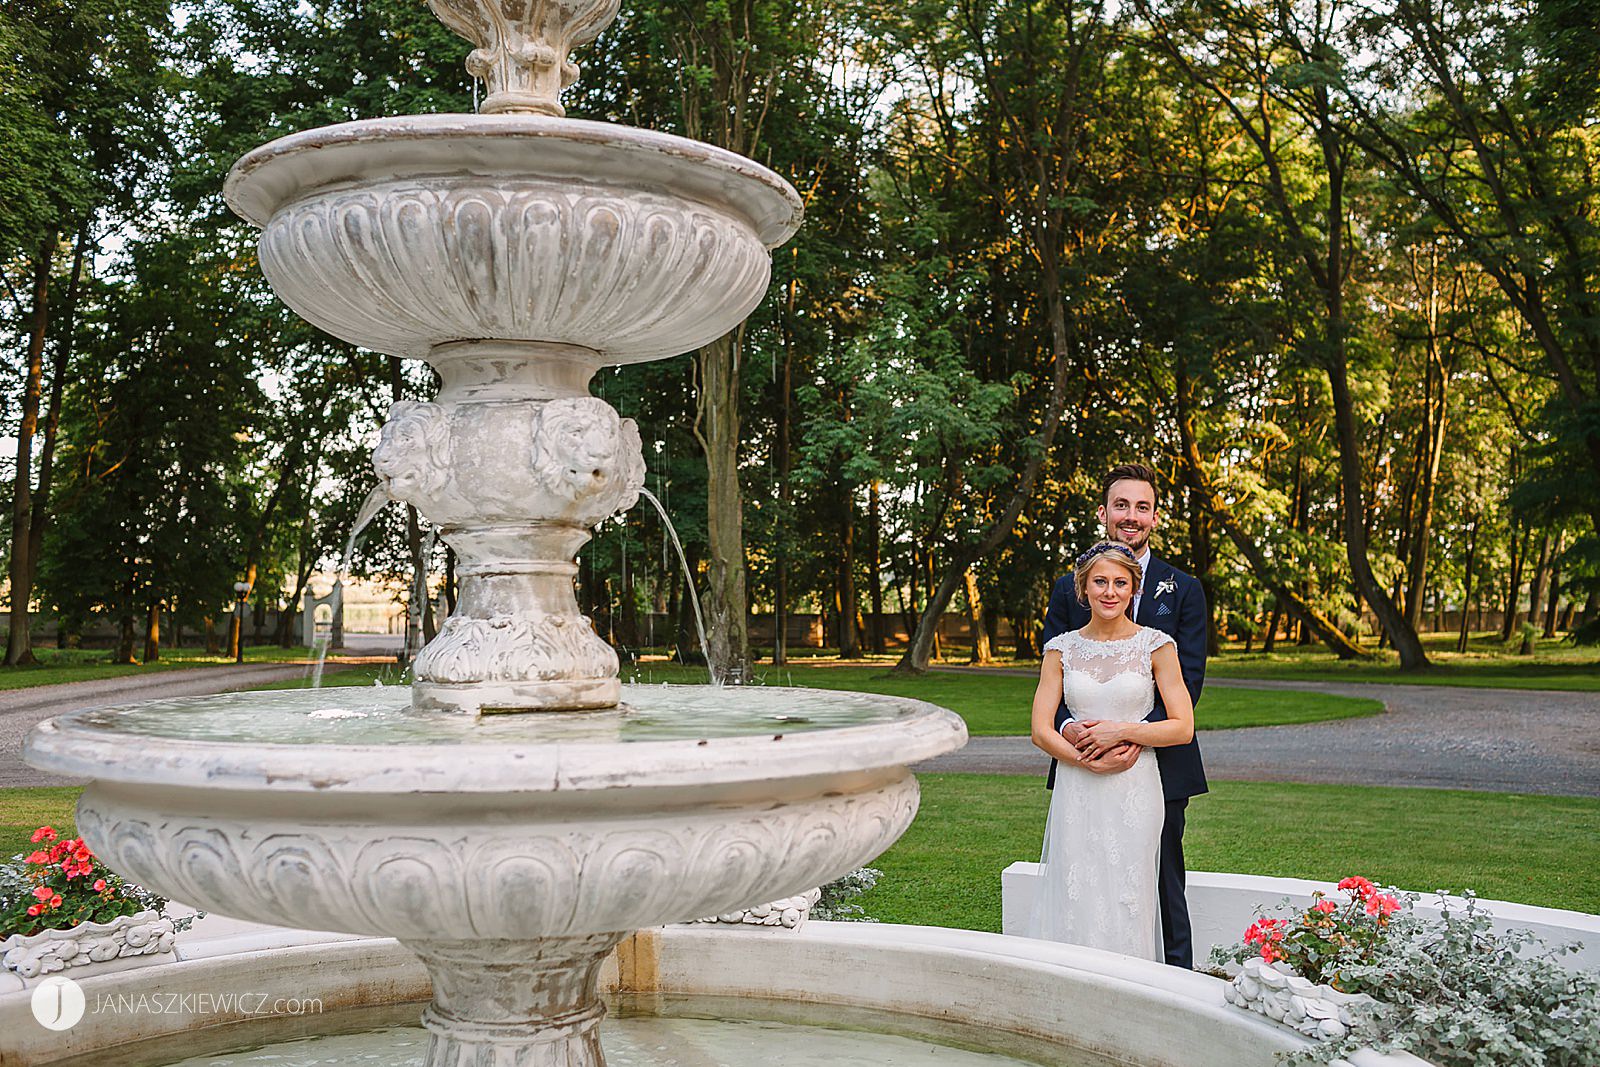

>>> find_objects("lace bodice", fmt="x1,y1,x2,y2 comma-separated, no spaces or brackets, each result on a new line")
1043,627,1176,724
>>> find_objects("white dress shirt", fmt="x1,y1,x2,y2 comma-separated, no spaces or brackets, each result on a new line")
1129,546,1152,621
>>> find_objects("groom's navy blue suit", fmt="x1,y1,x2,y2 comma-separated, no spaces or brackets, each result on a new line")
1042,553,1208,969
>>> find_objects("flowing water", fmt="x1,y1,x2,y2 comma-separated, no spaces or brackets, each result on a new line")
635,487,712,679
310,484,393,688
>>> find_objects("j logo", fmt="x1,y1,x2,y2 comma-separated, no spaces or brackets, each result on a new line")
31,975,86,1031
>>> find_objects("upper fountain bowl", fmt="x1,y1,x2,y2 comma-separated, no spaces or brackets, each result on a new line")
225,113,804,363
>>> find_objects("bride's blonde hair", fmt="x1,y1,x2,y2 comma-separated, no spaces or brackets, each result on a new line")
1074,541,1143,607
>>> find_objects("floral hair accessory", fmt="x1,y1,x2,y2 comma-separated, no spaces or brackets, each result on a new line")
1075,541,1139,569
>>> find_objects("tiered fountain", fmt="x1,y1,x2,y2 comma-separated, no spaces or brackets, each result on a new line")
23,2,967,1064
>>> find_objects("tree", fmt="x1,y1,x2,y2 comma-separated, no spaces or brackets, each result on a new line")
2,0,172,664
1141,0,1429,667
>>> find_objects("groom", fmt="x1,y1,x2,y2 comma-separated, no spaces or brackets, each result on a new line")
1041,462,1208,969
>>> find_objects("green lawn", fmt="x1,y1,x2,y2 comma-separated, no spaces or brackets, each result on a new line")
613,661,1379,735
857,775,1600,932
0,786,85,859
8,777,1593,931
0,645,331,691
1209,632,1600,691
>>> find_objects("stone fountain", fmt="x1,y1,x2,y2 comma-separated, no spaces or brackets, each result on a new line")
226,0,803,716
23,3,967,1066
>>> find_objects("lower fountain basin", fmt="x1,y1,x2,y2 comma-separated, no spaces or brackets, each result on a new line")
23,686,964,941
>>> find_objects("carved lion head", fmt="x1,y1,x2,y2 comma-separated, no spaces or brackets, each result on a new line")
372,401,452,504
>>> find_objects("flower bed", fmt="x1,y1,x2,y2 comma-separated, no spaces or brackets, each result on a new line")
1,826,194,977
1210,876,1600,1066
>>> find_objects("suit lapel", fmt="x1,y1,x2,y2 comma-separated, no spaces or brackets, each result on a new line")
1137,556,1166,627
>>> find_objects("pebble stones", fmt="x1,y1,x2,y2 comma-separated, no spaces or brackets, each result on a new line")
1225,958,1374,1042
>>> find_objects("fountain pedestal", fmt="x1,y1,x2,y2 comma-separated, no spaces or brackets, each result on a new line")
412,935,621,1067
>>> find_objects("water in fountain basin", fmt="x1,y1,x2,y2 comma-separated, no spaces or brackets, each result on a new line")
63,684,918,745
635,487,713,681
140,997,1112,1067
310,484,392,688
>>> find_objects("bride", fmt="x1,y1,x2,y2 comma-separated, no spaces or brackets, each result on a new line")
1026,541,1195,960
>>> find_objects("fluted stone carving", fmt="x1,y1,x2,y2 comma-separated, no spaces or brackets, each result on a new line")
430,0,621,117
73,777,917,940
256,182,774,364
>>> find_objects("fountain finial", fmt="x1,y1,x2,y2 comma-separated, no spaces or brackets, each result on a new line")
430,0,621,116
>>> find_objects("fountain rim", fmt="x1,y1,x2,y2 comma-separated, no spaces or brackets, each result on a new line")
22,688,967,794
223,112,805,249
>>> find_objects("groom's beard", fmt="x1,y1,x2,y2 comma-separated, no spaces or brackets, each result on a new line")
1107,527,1151,554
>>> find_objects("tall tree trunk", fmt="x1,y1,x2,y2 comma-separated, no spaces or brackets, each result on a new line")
1525,532,1552,637
619,531,637,648
1456,517,1479,653
1009,615,1037,659
1500,524,1529,641
1542,531,1564,638
114,575,136,665
964,569,991,664
773,278,794,667
143,602,161,663
22,224,89,660
1329,349,1425,667
1405,246,1452,633
694,331,750,682
1187,486,1220,655
1174,356,1368,657
7,239,54,666
837,488,860,658
867,482,885,654
673,545,703,664
894,253,1078,674
1523,531,1548,630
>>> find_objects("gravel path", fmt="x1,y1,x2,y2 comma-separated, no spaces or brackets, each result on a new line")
0,662,336,788
911,676,1600,797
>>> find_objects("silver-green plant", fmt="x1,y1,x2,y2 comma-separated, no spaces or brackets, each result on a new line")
812,867,882,922
1272,892,1599,1066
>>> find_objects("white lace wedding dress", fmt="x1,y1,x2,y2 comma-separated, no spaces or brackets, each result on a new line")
1026,626,1172,961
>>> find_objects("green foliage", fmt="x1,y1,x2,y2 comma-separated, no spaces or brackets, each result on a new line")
0,825,189,939
813,867,882,922
1291,895,1599,1067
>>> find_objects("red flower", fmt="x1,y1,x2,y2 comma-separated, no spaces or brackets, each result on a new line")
1244,918,1287,946
1260,942,1282,963
26,905,41,917
94,879,107,891
1366,893,1401,918
32,885,53,902
1312,900,1337,914
1337,876,1376,900
49,895,62,908
26,850,47,864
30,826,56,844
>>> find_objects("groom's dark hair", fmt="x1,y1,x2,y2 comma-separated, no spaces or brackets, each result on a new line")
1101,463,1160,506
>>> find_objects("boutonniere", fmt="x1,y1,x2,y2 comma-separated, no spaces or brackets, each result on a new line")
1154,577,1177,598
